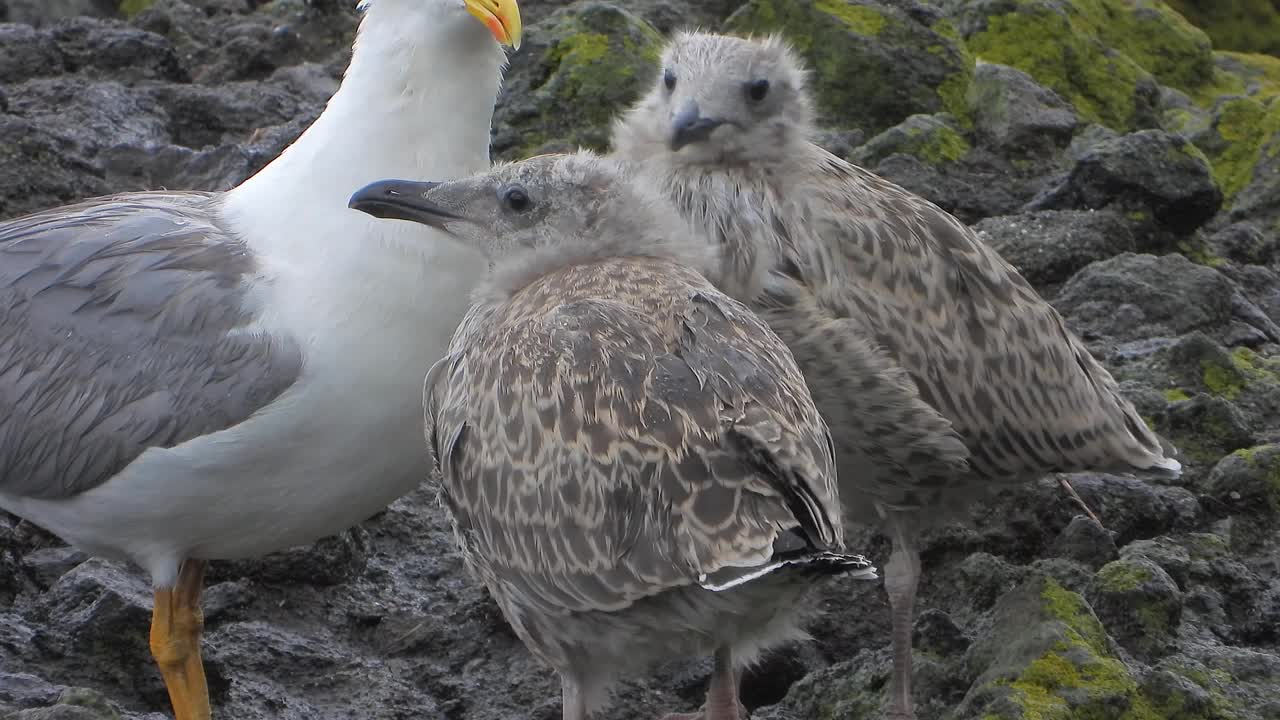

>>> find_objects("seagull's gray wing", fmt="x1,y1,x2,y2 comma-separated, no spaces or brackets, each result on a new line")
428,260,842,621
0,192,304,500
800,145,1176,480
755,271,971,512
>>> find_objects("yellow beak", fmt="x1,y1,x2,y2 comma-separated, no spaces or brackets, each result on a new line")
465,0,522,50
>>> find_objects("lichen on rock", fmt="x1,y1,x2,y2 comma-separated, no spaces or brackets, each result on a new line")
492,3,663,158
725,0,974,135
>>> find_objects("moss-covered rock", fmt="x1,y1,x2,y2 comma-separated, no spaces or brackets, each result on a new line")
1028,129,1222,243
850,113,971,167
118,0,154,17
1162,394,1257,464
1206,444,1280,517
967,60,1079,154
724,0,974,136
1088,558,1183,659
946,0,1169,131
1164,0,1280,56
492,3,663,158
960,575,1165,719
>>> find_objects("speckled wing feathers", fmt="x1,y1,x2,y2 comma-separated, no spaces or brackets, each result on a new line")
424,258,842,625
0,192,303,499
797,145,1175,485
755,272,972,511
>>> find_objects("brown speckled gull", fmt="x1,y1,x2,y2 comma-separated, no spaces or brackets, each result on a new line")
347,151,877,720
609,31,1183,720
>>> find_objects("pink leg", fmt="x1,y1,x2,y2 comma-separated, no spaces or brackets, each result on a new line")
659,647,744,720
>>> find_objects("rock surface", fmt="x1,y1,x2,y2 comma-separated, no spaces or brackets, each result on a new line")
1,1,1278,719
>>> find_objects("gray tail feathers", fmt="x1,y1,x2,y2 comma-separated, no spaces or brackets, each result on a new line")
697,539,878,592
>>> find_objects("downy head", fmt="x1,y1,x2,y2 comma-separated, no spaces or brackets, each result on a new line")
346,151,718,296
612,31,813,169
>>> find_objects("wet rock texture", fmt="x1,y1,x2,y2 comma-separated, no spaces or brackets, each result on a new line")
2,1,1279,719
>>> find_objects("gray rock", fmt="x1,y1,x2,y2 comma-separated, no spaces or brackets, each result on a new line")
1205,445,1280,525
1209,222,1277,267
2,0,116,26
967,60,1078,155
725,0,973,137
21,547,88,589
1087,557,1183,659
49,17,186,82
492,2,664,159
1049,516,1118,569
974,209,1135,288
0,25,64,84
1120,536,1192,588
1053,253,1259,345
1029,129,1223,247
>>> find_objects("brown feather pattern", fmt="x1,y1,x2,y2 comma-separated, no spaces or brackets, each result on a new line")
619,126,1178,526
425,254,848,707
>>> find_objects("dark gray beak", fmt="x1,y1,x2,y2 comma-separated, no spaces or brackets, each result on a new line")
670,100,726,152
348,179,466,231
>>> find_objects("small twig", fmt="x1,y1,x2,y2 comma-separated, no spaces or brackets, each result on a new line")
1058,474,1104,528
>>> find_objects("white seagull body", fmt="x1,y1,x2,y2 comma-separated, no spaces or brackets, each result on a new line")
0,0,521,717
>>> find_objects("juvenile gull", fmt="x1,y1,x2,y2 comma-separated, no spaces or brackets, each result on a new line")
610,32,1182,720
348,151,878,720
0,1,521,717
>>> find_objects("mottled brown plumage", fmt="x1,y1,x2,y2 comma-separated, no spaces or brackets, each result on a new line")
348,151,876,720
610,31,1181,720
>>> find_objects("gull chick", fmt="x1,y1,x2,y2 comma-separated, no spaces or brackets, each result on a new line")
610,31,1182,720
348,151,877,720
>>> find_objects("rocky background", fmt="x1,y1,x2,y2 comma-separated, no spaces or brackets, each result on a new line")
1,0,1278,718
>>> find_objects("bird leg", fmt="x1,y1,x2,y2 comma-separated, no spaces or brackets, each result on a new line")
660,647,745,720
884,539,920,720
1057,473,1104,528
149,559,210,720
562,676,588,720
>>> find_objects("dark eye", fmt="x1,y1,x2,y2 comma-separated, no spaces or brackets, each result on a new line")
663,69,676,91
500,184,532,212
746,79,770,102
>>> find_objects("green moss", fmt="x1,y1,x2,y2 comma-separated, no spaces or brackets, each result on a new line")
1184,532,1229,560
1095,561,1154,593
728,0,972,135
1075,0,1213,92
1207,96,1280,200
119,0,155,16
1000,643,1163,720
1201,356,1247,399
1228,444,1280,512
1041,578,1108,655
937,69,975,126
1176,237,1226,267
519,4,664,156
814,0,885,35
919,124,971,163
965,5,1150,130
1163,388,1191,402
1164,0,1280,56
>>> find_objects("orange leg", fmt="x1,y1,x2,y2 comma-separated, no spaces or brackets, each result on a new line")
149,559,210,720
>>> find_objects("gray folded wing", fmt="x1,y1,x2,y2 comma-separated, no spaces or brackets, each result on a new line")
0,191,304,500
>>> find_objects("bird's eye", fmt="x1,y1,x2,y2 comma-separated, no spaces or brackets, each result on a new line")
663,69,676,91
746,79,770,102
500,185,532,213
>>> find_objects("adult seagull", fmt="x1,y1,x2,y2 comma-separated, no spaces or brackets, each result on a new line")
0,1,521,718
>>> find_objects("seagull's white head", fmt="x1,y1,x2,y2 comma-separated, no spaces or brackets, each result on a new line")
356,0,522,50
612,31,813,169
